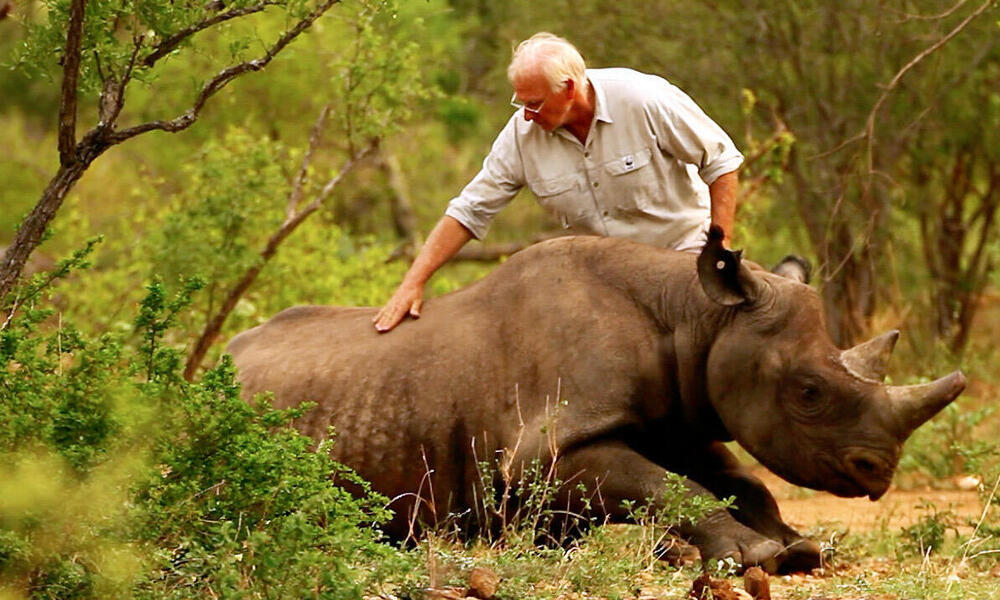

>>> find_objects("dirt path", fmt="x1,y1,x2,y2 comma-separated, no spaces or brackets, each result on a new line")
752,466,986,533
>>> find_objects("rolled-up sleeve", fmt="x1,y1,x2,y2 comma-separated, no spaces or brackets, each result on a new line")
445,117,526,240
647,83,744,185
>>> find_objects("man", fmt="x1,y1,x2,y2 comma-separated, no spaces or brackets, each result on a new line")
374,32,743,332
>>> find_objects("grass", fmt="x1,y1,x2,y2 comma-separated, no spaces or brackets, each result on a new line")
370,522,1000,600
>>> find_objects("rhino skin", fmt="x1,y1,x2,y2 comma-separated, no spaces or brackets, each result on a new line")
228,229,965,574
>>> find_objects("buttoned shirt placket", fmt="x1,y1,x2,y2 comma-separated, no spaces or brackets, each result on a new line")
554,88,611,237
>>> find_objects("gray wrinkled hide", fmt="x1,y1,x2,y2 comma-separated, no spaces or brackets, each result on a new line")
228,235,964,573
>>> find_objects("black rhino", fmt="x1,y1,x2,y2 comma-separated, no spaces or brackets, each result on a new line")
227,228,965,573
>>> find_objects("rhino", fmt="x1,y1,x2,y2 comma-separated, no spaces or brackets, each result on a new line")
227,228,965,573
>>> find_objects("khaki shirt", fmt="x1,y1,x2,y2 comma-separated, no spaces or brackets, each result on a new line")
445,68,744,249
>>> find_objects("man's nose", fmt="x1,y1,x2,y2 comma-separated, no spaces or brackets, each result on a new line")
523,111,535,123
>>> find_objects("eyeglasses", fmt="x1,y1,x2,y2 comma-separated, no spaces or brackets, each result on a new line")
510,92,548,115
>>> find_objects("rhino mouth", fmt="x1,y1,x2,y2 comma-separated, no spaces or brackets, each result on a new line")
752,448,893,501
786,452,890,500
835,448,895,501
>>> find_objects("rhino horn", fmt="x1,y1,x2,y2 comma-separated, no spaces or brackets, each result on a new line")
888,371,966,439
841,330,900,381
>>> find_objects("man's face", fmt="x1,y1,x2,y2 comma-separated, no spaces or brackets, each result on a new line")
511,70,571,132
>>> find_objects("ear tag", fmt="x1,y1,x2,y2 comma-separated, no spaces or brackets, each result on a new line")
696,226,748,306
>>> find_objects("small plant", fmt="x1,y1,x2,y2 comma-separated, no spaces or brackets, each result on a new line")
898,401,995,481
899,503,959,558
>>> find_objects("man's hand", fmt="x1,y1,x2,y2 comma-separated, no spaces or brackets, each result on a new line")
373,281,424,332
371,216,474,334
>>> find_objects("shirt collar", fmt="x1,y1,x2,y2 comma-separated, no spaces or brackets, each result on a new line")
589,71,613,124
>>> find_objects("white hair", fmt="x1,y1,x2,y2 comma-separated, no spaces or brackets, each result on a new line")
507,32,587,92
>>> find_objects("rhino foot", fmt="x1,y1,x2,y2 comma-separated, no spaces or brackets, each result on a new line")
775,537,822,574
695,535,784,574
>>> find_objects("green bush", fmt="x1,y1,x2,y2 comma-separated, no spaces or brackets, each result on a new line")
1,273,401,599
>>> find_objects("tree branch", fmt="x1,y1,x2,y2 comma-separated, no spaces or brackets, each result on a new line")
142,1,282,68
305,139,379,216
863,0,993,173
286,105,331,221
57,0,87,165
814,0,993,164
109,0,341,144
98,34,143,128
183,138,377,380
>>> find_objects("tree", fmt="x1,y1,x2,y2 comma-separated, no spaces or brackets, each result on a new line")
0,0,343,302
904,15,1000,353
664,0,997,345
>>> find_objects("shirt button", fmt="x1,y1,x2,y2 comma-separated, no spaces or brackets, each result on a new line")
592,181,599,188
584,151,590,158
602,210,609,216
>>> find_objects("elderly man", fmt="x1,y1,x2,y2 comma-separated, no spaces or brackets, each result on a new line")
374,32,743,332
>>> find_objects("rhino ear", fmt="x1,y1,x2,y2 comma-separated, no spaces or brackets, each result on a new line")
696,226,768,306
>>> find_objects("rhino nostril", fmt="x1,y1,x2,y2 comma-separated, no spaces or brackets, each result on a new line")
852,457,878,475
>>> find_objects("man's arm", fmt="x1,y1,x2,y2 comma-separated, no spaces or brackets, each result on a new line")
373,215,473,332
709,170,739,247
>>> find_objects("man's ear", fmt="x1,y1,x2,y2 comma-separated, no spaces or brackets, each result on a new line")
696,226,768,306
563,78,575,99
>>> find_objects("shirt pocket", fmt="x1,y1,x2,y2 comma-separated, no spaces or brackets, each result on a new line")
603,147,657,214
531,172,587,228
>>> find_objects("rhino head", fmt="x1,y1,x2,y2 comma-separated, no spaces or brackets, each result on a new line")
696,227,965,500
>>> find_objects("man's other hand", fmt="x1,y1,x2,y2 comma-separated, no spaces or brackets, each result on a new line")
373,282,424,332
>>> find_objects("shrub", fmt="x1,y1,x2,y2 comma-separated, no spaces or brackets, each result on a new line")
1,270,402,599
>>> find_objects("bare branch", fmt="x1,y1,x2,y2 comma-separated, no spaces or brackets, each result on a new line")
306,139,380,215
58,0,87,165
286,105,331,221
454,234,563,262
109,0,341,145
98,34,144,128
814,0,993,164
863,0,993,173
890,0,970,23
183,138,377,380
142,1,282,68
376,147,422,245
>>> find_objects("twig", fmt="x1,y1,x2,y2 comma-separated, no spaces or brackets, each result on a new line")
863,0,993,173
109,0,341,144
142,1,283,68
812,0,993,164
890,0,970,22
947,472,1000,593
286,105,331,221
182,139,377,380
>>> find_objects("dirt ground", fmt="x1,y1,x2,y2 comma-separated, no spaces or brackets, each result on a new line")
752,466,986,533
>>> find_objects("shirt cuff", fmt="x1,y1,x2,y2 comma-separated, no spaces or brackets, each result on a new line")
699,154,745,186
445,202,490,240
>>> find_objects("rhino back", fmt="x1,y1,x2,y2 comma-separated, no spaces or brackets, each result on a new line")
228,237,690,509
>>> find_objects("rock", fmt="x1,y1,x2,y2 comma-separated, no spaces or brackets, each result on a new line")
467,567,500,599
690,573,750,600
424,587,466,600
742,567,771,600
955,474,982,491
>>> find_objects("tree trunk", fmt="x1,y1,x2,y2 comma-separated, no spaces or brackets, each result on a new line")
0,161,89,301
818,223,875,348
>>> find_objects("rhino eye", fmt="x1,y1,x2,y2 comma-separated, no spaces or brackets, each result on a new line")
795,384,826,416
801,385,820,403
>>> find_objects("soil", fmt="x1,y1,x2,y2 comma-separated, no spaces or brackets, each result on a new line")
751,466,986,533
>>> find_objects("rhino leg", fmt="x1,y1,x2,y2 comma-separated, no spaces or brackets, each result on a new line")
674,442,822,573
553,440,785,573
